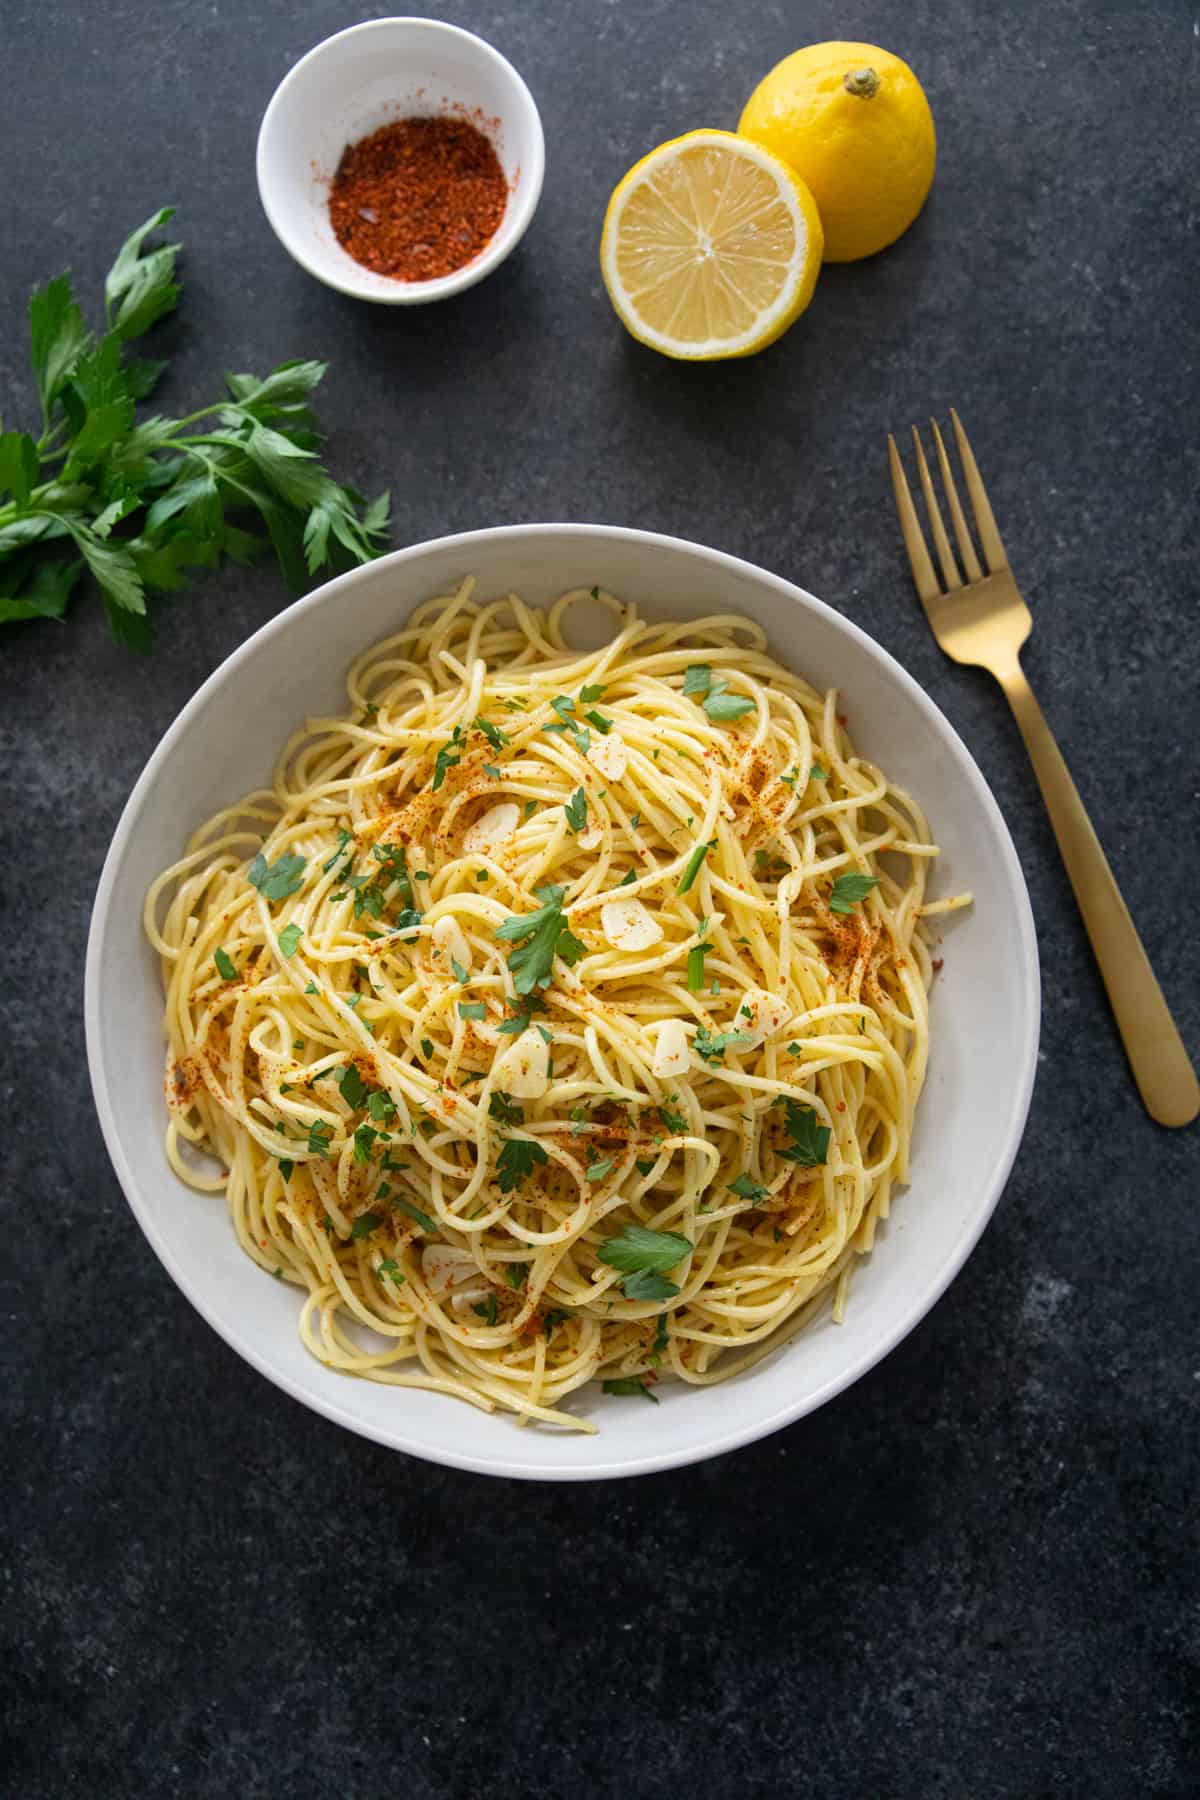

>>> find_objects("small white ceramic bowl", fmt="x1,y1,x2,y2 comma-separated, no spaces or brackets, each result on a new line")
86,526,1039,1481
256,17,545,303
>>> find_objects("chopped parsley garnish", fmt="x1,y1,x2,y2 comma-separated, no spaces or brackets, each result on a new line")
213,946,236,981
683,665,712,696
277,922,303,959
489,1091,525,1127
353,1123,378,1163
648,1312,670,1365
322,829,353,873
729,1172,769,1203
777,1098,831,1166
809,763,829,782
779,768,798,789
580,683,606,703
829,872,880,914
393,908,422,936
602,1376,659,1403
585,710,612,734
248,851,307,901
703,688,755,722
473,1293,499,1326
377,1258,405,1283
350,1210,383,1239
523,800,537,818
367,1091,396,1123
677,840,713,894
599,1225,692,1294
420,1037,434,1059
304,982,319,995
623,1269,680,1301
278,1159,294,1183
458,1001,487,1020
474,717,509,751
693,1025,756,1064
504,1263,526,1289
338,1064,369,1108
393,1197,438,1234
306,1119,334,1158
564,786,588,834
496,1137,548,1193
635,1157,657,1176
543,1308,573,1332
483,763,501,780
629,812,641,830
450,957,469,984
494,885,586,994
586,1157,614,1182
658,1105,687,1134
432,726,464,791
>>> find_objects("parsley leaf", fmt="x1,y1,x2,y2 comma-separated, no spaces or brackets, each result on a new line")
474,717,508,751
580,683,606,702
829,872,880,914
338,1064,369,1109
420,1037,434,1059
586,1157,614,1182
350,1210,383,1239
277,922,302,959
635,1157,657,1176
450,957,469,984
703,689,755,722
496,1137,548,1193
682,665,711,697
458,1001,487,1020
693,1025,756,1064
213,946,236,981
564,786,588,834
394,1196,438,1234
277,1159,294,1183
585,710,612,734
598,1223,692,1277
473,1293,499,1326
489,1091,525,1127
306,1119,334,1158
622,1270,680,1301
504,1263,526,1289
686,943,711,991
322,828,354,873
777,1099,831,1166
377,1258,405,1283
729,1172,769,1203
809,763,829,782
366,1090,396,1123
248,851,307,901
658,1105,687,1135
432,727,463,791
494,886,580,995
602,1376,659,1403
353,1123,378,1163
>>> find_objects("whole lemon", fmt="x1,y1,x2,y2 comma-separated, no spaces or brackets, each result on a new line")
738,42,935,262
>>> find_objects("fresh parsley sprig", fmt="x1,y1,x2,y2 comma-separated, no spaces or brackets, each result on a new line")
494,885,587,995
1,209,389,647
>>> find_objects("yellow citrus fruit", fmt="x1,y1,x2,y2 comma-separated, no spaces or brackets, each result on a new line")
600,129,823,360
738,42,935,262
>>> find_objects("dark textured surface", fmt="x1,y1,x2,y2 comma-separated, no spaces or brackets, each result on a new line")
2,1,1198,1794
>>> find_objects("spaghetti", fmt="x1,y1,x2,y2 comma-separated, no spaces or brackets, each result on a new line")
145,581,969,1431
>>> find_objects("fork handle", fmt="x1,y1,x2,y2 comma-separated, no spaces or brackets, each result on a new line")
995,659,1199,1127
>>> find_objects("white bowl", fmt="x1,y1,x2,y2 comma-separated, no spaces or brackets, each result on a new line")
256,18,545,304
85,526,1039,1480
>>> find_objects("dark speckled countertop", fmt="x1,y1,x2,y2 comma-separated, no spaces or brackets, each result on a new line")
2,2,1197,1794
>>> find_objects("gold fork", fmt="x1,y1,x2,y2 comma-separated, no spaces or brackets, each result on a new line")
889,411,1198,1129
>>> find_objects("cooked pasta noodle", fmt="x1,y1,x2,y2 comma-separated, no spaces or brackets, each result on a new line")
145,580,968,1431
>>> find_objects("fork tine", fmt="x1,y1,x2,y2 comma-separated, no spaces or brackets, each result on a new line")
950,408,1009,572
888,434,940,606
930,419,983,583
911,427,962,589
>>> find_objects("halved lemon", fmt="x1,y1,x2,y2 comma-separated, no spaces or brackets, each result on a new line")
600,129,823,360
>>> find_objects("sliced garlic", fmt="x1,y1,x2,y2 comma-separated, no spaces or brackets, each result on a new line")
577,824,603,851
652,1017,690,1078
422,1243,479,1295
587,732,627,782
450,1283,493,1317
463,801,520,855
601,896,663,952
732,988,793,1048
492,1026,551,1098
431,914,472,976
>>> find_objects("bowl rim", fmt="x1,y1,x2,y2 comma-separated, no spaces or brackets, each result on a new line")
255,16,547,305
85,523,1040,1480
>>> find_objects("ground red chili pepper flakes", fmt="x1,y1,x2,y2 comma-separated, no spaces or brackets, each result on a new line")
329,115,508,281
